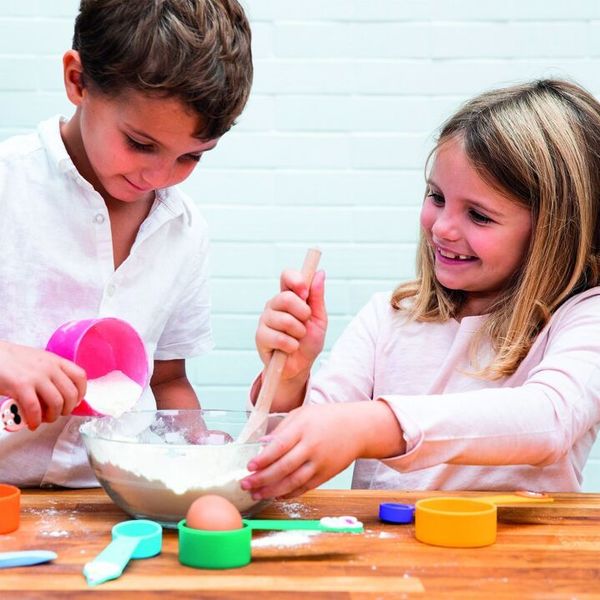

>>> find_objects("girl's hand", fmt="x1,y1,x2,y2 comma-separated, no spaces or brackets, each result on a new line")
0,341,87,430
241,401,405,499
256,269,327,382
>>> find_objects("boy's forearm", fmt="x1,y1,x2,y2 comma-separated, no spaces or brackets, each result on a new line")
152,377,200,409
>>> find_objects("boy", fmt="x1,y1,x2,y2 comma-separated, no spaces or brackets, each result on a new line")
0,0,252,487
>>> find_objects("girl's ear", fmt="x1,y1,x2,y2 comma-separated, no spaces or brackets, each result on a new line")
63,50,86,105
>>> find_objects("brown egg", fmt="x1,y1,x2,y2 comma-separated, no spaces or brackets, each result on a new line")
185,494,243,531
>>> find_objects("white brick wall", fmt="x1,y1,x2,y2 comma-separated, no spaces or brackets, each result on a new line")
1,0,599,491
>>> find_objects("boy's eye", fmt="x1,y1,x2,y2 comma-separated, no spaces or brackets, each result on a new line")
181,153,202,163
126,137,154,153
469,209,492,224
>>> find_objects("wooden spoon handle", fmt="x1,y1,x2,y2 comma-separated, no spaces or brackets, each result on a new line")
237,248,321,443
254,248,321,415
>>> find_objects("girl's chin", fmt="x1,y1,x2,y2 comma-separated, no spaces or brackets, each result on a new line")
434,275,476,294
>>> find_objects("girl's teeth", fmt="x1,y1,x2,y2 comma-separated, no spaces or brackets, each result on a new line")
440,249,471,260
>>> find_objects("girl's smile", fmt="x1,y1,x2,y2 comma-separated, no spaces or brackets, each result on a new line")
435,245,477,263
420,136,532,317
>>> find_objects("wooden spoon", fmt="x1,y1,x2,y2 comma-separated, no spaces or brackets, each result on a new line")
236,248,322,443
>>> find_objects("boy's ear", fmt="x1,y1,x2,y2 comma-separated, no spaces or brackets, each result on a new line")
63,50,86,105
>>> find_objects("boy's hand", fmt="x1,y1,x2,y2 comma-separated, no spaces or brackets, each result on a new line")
0,341,86,430
241,402,404,499
256,269,327,382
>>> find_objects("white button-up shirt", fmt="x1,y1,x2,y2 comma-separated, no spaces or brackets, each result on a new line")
0,116,213,487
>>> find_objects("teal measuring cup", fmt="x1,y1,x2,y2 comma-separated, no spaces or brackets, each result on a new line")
83,519,162,586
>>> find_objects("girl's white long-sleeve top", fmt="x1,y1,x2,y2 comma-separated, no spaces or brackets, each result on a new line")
308,288,600,492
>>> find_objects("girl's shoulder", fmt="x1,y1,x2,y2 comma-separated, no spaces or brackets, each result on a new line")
556,286,600,315
546,286,600,332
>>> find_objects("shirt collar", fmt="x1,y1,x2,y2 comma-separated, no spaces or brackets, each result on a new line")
37,115,77,175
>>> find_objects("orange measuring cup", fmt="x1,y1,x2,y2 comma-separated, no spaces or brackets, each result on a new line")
0,484,20,534
415,491,553,548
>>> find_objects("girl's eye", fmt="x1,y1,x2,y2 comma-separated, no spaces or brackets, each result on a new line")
427,192,444,206
469,209,492,224
126,137,154,153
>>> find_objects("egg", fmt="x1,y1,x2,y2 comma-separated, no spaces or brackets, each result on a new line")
185,494,243,531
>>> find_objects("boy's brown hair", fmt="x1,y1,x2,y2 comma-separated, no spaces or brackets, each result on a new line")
72,0,253,139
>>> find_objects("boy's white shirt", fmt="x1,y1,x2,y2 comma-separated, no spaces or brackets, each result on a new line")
308,288,600,492
0,116,214,487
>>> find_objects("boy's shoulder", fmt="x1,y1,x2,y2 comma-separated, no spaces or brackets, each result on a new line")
0,117,65,168
0,128,44,163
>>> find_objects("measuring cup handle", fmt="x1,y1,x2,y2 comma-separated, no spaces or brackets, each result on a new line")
84,535,139,583
479,493,553,505
96,536,138,567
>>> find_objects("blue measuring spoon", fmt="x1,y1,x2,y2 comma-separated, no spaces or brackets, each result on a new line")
83,519,162,586
0,550,57,568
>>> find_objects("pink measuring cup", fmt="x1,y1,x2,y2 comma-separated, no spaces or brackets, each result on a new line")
1,317,149,430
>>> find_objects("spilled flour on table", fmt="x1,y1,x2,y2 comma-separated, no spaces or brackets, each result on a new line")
273,500,314,519
251,530,321,548
23,502,87,538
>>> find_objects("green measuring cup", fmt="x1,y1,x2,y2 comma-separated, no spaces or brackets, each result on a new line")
178,515,363,569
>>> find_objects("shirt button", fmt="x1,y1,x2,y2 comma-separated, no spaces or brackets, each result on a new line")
106,284,116,296
94,213,105,224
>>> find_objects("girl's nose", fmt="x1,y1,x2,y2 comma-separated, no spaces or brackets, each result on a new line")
431,210,460,241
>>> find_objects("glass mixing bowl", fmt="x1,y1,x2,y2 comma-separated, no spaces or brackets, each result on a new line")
80,409,282,528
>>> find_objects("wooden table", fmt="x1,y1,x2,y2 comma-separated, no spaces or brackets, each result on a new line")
1,489,599,599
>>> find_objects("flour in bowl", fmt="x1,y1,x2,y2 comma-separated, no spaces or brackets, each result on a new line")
80,414,266,525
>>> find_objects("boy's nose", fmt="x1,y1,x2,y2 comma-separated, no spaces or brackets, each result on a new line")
140,159,175,188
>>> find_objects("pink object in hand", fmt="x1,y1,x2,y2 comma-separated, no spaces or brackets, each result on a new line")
1,318,149,430
46,318,149,417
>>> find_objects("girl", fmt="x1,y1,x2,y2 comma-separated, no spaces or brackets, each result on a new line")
242,79,600,499
0,0,252,487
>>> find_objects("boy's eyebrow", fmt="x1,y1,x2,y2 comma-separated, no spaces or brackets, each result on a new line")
127,126,218,151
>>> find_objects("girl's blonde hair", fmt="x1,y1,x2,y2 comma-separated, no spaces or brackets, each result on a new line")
392,79,600,379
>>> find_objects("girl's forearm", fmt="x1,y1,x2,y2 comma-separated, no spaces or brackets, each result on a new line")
358,400,406,458
258,368,310,413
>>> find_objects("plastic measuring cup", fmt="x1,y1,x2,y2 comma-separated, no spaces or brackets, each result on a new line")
0,484,20,534
177,515,364,569
1,317,149,431
83,519,162,586
414,491,553,548
47,318,149,416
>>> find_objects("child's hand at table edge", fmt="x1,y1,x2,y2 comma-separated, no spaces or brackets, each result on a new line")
256,269,327,383
241,400,405,499
0,340,87,430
